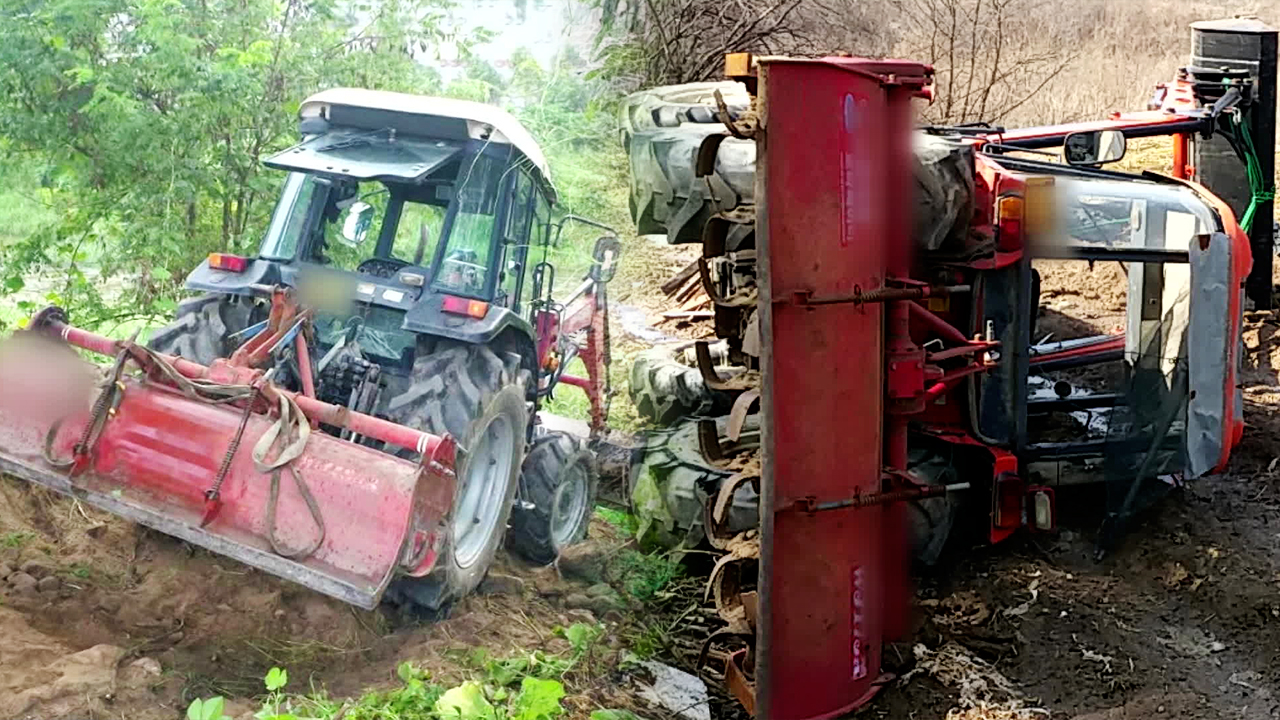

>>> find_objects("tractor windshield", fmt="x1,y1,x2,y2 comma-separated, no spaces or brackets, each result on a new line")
1032,177,1221,253
257,144,511,301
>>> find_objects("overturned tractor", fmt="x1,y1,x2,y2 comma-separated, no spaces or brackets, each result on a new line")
0,89,621,612
623,30,1272,717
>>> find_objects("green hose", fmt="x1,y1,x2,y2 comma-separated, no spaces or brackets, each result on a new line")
1227,111,1273,234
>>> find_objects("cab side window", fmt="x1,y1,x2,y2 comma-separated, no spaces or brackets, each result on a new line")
499,171,535,310
522,189,552,312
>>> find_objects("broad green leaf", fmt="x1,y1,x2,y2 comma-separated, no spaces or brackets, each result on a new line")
511,677,565,720
558,623,600,653
264,667,288,691
186,698,204,720
201,697,225,720
589,711,644,720
433,682,496,719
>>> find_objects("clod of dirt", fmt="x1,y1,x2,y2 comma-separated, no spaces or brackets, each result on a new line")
20,560,53,578
8,571,37,590
0,607,137,720
36,576,60,594
478,572,526,596
565,608,597,626
565,583,627,616
557,540,612,583
0,562,12,579
123,657,163,681
1155,627,1227,661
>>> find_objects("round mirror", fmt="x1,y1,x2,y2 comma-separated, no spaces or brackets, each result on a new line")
340,201,374,247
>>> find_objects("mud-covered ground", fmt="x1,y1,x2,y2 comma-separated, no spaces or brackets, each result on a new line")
0,490,671,720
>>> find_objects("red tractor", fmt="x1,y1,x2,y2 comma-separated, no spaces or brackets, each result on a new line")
622,44,1269,717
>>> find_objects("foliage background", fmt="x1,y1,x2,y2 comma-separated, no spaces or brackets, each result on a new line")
0,0,628,334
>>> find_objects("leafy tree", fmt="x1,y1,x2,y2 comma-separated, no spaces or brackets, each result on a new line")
0,0,477,325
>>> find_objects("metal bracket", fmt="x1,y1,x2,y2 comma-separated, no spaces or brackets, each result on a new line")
694,340,734,391
696,418,725,462
786,283,971,307
779,481,971,514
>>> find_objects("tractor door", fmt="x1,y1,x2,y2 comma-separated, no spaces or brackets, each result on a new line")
498,169,536,313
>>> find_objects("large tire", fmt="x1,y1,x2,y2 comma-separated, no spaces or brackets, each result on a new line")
619,82,755,245
147,293,254,365
632,415,957,565
383,341,528,612
629,344,733,426
507,431,598,565
906,449,960,567
629,415,758,549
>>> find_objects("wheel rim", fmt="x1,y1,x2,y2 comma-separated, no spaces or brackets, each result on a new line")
550,461,589,548
453,413,515,569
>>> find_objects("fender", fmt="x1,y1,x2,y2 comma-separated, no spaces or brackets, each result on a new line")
402,292,535,346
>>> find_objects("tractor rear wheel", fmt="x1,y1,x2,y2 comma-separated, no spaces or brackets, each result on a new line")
507,431,598,565
147,293,254,365
629,344,733,426
383,341,527,613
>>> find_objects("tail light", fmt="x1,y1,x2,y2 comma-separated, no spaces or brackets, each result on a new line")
208,253,249,273
996,195,1023,251
441,295,489,319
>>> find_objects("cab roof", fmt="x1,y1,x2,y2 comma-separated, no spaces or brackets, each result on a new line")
299,88,553,196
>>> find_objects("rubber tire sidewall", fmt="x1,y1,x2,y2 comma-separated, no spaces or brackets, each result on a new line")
507,432,599,565
443,384,527,595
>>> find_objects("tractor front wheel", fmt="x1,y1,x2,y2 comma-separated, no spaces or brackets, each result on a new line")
383,341,528,613
507,431,598,565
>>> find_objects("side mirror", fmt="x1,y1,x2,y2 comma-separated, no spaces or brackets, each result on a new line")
589,236,622,284
1063,130,1126,166
340,201,374,247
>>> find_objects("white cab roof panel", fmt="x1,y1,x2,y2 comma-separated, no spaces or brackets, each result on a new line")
299,88,552,183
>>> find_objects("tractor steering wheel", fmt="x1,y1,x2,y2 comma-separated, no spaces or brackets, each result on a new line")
356,257,410,279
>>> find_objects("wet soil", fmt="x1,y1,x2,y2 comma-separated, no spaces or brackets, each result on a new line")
0,484,658,720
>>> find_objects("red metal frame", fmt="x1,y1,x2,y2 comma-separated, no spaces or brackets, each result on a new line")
533,279,611,435
0,297,460,609
757,56,932,720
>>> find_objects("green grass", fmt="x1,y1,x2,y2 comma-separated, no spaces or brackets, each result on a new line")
594,507,638,538
188,625,611,720
612,548,684,603
1,531,32,548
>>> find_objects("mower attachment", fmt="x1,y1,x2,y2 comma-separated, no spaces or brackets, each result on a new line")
0,313,457,609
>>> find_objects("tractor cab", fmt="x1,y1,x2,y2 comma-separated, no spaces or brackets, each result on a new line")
254,90,556,309
184,89,558,351
181,90,592,403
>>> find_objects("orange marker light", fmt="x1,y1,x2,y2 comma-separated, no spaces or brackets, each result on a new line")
208,253,248,273
441,295,489,319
